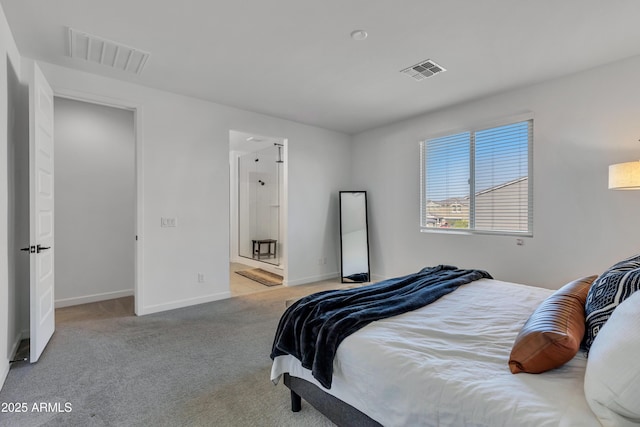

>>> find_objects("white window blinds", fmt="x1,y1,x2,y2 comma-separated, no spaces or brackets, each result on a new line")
421,119,532,235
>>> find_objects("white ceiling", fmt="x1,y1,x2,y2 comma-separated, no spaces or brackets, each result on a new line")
3,1,640,134
229,130,284,153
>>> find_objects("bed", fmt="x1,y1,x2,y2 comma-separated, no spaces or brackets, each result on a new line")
270,260,640,427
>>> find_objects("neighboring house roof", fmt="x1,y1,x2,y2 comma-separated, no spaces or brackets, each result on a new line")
476,176,528,197
428,176,528,204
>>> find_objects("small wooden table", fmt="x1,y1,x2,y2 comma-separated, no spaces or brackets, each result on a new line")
252,239,277,259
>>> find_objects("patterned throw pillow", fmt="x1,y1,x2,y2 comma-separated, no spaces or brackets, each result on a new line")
584,254,640,351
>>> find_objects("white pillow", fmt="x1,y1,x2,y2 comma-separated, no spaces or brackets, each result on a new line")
584,291,640,426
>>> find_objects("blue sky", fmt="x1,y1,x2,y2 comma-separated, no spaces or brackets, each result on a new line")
424,121,530,201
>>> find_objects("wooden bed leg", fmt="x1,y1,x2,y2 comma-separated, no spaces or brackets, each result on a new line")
291,390,302,412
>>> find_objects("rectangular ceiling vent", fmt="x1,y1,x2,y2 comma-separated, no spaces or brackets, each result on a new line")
68,28,150,75
401,59,446,81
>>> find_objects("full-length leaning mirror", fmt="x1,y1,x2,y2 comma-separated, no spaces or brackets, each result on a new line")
339,191,370,283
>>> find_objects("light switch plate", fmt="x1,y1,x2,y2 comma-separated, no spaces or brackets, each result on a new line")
161,217,177,227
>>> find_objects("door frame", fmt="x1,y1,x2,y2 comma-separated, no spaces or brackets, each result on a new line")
53,88,144,315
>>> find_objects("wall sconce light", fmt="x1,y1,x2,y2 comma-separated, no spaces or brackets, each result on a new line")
609,160,640,190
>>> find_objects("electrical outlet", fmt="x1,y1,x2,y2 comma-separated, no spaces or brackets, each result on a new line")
197,273,205,283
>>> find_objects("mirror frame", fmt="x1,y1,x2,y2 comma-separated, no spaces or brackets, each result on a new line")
339,191,371,283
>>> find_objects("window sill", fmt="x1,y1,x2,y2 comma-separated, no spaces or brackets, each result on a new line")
420,228,532,238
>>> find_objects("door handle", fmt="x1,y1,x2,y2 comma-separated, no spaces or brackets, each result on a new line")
36,244,51,253
20,246,35,253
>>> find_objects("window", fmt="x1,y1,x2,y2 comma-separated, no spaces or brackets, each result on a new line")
420,118,532,235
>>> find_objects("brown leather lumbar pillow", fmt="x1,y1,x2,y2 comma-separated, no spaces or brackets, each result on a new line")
509,276,597,374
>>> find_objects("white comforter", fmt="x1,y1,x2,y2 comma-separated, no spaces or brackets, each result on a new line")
271,278,600,426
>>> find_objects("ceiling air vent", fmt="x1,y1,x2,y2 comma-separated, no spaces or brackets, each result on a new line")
400,59,446,81
68,28,150,75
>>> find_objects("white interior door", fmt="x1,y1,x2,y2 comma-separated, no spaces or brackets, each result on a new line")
28,61,55,363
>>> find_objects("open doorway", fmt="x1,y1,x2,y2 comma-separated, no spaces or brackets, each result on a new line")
53,97,136,312
8,81,140,365
229,130,287,296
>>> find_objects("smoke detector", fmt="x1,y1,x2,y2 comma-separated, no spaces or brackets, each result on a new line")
401,59,446,81
68,28,150,75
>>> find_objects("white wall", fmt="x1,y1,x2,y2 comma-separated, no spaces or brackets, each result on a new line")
352,55,640,289
54,97,135,306
38,62,352,313
1,1,23,389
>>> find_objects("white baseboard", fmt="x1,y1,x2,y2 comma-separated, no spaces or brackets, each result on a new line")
285,271,339,287
286,272,385,287
138,291,232,315
55,289,134,308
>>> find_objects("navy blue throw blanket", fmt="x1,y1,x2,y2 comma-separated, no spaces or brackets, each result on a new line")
270,265,492,389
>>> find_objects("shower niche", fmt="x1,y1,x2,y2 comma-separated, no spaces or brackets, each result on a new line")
236,139,284,266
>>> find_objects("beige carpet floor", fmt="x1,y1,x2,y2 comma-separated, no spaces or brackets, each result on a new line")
0,281,359,427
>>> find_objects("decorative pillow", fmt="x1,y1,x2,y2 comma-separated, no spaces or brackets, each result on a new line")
509,276,597,374
584,291,640,426
584,254,640,351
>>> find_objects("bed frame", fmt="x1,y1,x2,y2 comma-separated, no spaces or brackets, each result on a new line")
283,373,382,426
